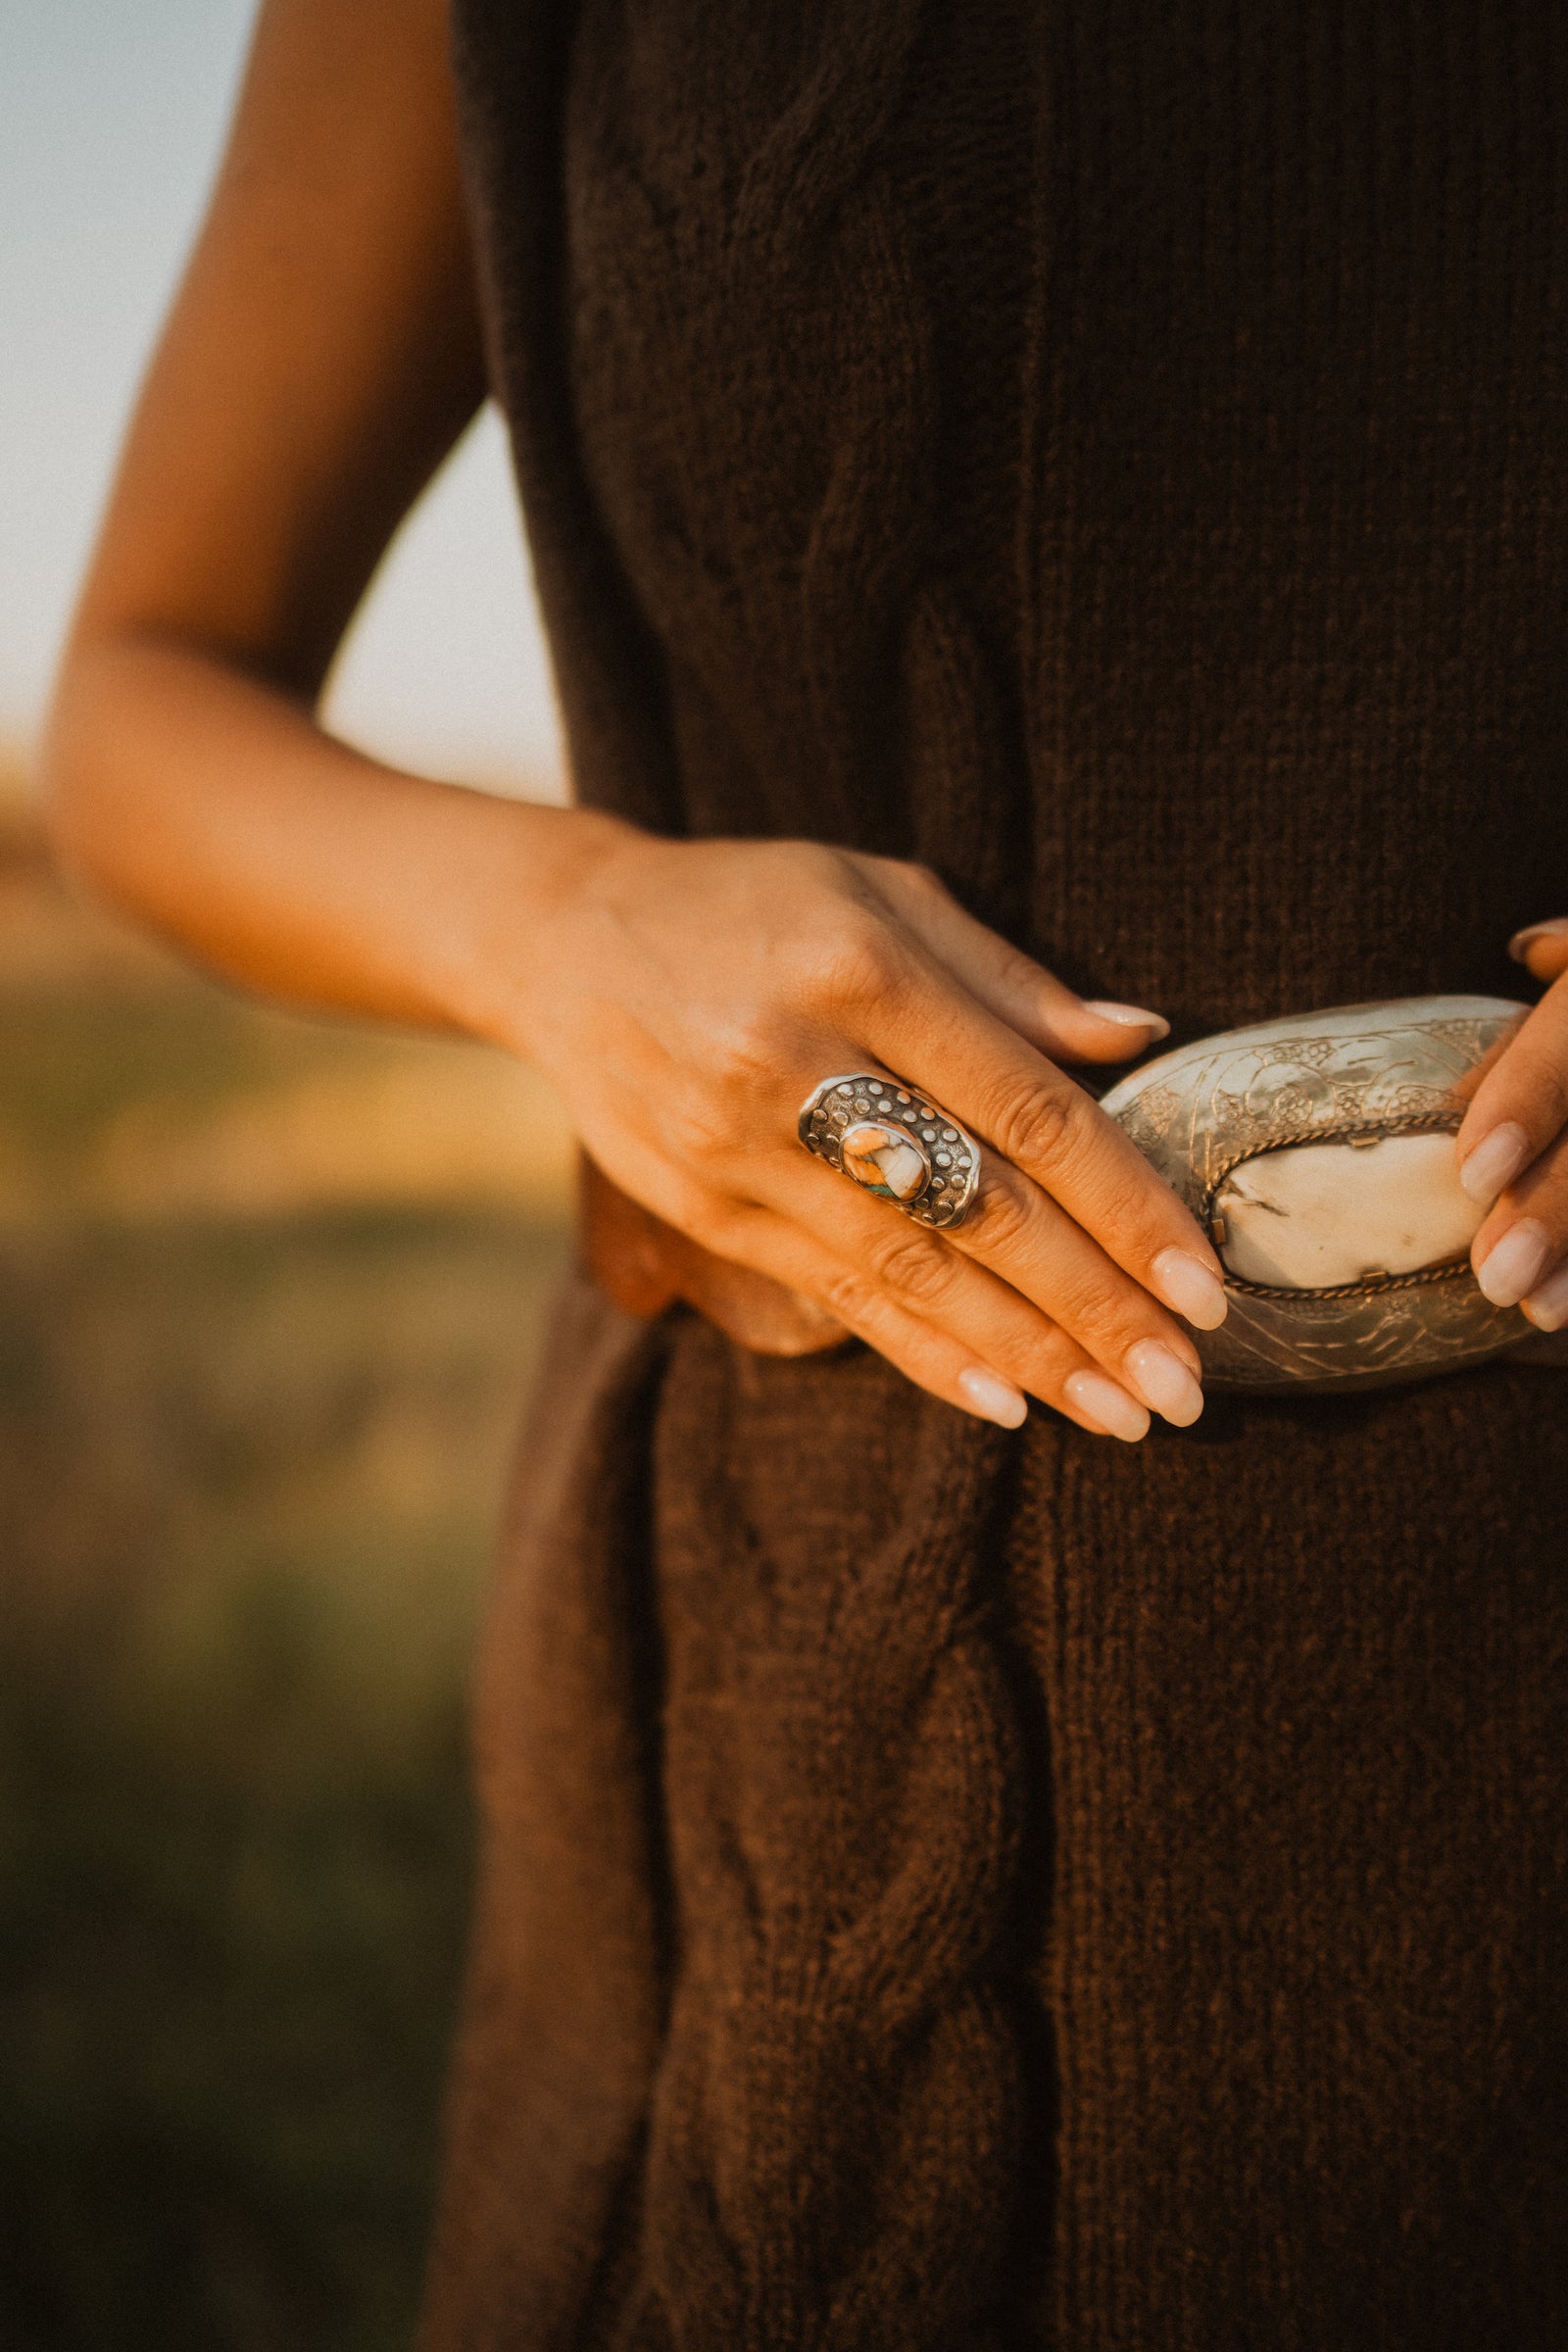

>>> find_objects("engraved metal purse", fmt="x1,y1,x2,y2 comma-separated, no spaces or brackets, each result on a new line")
1099,995,1568,1393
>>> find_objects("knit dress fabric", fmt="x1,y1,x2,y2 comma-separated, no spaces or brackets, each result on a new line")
424,4,1568,2345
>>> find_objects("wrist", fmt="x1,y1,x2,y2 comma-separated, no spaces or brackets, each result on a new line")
454,797,648,1055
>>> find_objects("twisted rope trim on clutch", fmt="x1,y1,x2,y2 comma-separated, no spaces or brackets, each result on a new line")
1200,1110,1474,1303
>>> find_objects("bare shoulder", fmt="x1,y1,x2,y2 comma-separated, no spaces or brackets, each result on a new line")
73,0,487,695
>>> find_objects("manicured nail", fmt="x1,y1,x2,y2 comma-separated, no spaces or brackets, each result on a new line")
957,1366,1029,1428
1524,1257,1568,1333
1123,1339,1205,1427
1063,1368,1151,1441
1082,1000,1171,1040
1457,1120,1530,1204
1151,1246,1229,1330
1508,918,1568,962
1475,1217,1551,1308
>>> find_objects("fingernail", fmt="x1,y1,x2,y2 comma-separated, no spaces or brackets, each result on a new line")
1524,1256,1568,1333
1063,1368,1151,1442
1508,918,1568,962
1152,1246,1229,1330
957,1366,1029,1429
1457,1120,1531,1204
1475,1217,1551,1307
1082,1000,1171,1041
1124,1338,1205,1427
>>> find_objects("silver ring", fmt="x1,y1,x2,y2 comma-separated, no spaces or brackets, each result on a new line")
797,1073,982,1230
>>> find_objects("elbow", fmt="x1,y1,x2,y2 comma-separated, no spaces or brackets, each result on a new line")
37,652,100,889
37,630,150,906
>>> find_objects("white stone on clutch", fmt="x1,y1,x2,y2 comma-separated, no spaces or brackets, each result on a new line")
1212,1131,1485,1290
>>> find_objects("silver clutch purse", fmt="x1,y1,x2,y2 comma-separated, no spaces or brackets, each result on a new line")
1100,995,1568,1393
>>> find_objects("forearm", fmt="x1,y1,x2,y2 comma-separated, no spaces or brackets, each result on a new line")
43,632,624,1051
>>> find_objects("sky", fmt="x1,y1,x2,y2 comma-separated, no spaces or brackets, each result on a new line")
0,0,564,792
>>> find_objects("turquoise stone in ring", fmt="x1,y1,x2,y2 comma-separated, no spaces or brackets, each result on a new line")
839,1120,930,1201
797,1074,980,1229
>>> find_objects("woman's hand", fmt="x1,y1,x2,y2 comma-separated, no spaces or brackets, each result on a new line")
503,820,1229,1439
1456,919,1568,1330
41,0,1227,1442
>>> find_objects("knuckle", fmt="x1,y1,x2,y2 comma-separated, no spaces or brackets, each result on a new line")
698,1196,755,1255
859,852,947,906
1092,1163,1171,1253
870,1223,957,1307
968,1172,1034,1254
668,1087,736,1169
1535,1060,1568,1135
1047,1259,1145,1347
710,1006,783,1096
683,1020,791,1150
674,1053,778,1166
899,858,950,902
818,1264,879,1327
807,912,905,1011
989,1078,1086,1175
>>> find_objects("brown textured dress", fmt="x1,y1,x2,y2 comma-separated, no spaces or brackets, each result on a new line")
424,4,1568,2344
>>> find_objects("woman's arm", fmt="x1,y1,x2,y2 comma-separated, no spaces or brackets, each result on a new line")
45,0,1232,1439
45,0,611,1040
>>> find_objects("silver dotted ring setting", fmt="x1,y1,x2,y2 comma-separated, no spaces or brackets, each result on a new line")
798,1074,982,1230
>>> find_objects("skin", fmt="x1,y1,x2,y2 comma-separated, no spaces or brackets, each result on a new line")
41,0,1565,1439
1459,923,1568,1330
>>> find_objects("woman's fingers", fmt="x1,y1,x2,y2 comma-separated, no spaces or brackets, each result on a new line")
1470,1122,1568,1326
748,1144,1203,1428
1456,936,1568,1324
855,854,1170,1066
537,835,1223,1433
1510,917,1568,985
952,1155,1208,1410
723,1202,1155,1440
1455,962,1568,1212
856,957,1229,1328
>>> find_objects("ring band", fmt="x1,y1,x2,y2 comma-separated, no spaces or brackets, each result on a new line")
798,1073,982,1230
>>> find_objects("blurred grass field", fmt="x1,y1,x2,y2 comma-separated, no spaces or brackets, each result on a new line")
0,770,575,2350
